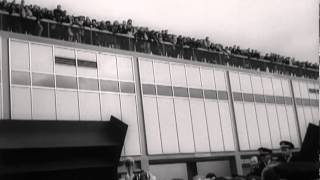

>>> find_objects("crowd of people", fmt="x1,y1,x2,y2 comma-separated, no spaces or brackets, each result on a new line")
0,0,318,79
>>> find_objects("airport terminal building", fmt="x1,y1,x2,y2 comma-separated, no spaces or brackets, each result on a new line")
0,8,318,180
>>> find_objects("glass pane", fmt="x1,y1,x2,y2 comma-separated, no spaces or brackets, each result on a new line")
302,99,310,106
265,95,275,103
98,54,118,80
142,84,156,95
189,88,203,99
55,57,76,76
157,85,172,96
254,94,265,103
295,98,303,106
32,88,56,120
275,96,285,104
117,56,133,81
56,75,77,89
204,90,217,100
100,80,119,92
10,40,29,71
78,77,99,91
120,82,135,93
284,97,293,105
233,92,243,101
217,91,228,100
31,43,53,73
11,71,30,85
77,51,97,78
173,87,189,97
243,93,254,102
32,73,54,88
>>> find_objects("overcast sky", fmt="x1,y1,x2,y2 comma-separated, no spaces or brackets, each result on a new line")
25,0,319,63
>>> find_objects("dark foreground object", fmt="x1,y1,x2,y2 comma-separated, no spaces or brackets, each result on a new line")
0,116,127,180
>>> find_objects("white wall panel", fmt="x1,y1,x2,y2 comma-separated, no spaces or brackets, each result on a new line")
98,54,118,80
229,72,241,92
272,78,283,96
285,106,300,148
157,97,179,153
299,82,309,99
303,107,314,126
261,77,274,96
117,57,133,82
281,79,291,97
171,64,187,87
239,74,252,93
54,47,76,76
11,87,32,119
139,60,154,84
79,92,101,121
100,93,121,121
214,70,227,91
77,51,97,78
143,97,162,154
311,107,319,125
31,44,53,73
292,81,302,98
218,102,235,151
120,95,141,155
200,68,215,90
205,100,224,151
190,99,210,152
154,62,171,85
307,83,316,99
55,90,79,120
276,105,290,141
10,40,29,71
186,66,201,88
233,102,250,150
297,107,307,140
174,98,195,153
251,75,263,94
266,104,281,148
243,103,260,149
32,88,56,120
255,104,272,148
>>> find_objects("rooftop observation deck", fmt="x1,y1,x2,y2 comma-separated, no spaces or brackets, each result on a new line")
1,11,318,79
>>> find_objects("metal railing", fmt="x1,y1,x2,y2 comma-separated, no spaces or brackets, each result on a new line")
1,11,318,79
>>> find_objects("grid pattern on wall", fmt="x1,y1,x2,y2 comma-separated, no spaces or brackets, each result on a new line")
229,72,301,150
292,80,319,140
9,38,141,156
139,58,235,155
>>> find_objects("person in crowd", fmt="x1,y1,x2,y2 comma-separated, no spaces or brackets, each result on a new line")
205,172,216,180
124,157,135,180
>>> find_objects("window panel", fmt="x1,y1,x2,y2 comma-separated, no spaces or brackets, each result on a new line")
98,54,118,80
11,71,30,86
100,80,119,92
157,97,179,153
171,64,187,87
251,75,263,94
154,62,171,85
200,68,215,90
78,77,99,91
117,56,133,81
174,98,195,153
186,66,201,88
214,70,227,91
120,95,141,155
157,85,172,96
143,96,162,154
142,84,156,95
254,94,265,103
31,43,53,73
243,93,254,102
55,57,76,76
239,73,253,93
10,40,29,71
204,90,217,100
79,92,101,121
56,75,77,89
120,82,135,94
243,103,260,149
139,59,154,84
189,88,203,99
205,100,225,151
217,91,228,100
11,87,31,119
229,72,241,92
265,104,281,149
190,99,210,152
100,93,121,121
56,90,79,120
173,87,189,98
234,102,250,150
218,101,235,151
32,73,54,88
32,88,56,120
77,60,98,78
255,104,272,148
